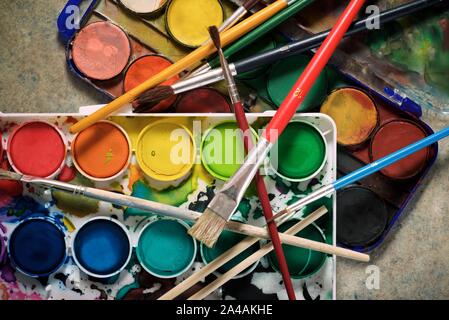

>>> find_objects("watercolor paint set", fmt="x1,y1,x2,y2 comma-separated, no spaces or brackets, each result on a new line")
1,0,444,301
0,112,336,300
57,0,274,113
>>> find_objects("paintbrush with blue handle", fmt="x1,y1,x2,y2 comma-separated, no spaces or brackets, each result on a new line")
269,125,449,222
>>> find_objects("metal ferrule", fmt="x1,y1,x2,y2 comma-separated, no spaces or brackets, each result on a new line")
219,6,247,32
218,48,241,104
173,66,234,94
188,64,213,78
214,137,273,220
284,184,335,217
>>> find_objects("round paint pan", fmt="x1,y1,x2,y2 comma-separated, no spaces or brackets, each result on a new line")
71,121,132,182
71,21,131,81
296,223,327,278
369,119,430,180
337,186,389,247
201,121,258,181
320,87,379,148
267,219,311,279
200,229,260,279
267,55,328,111
72,217,132,279
7,121,67,179
136,219,197,279
8,217,67,277
118,0,168,17
124,55,180,113
269,121,327,182
165,0,224,48
136,121,195,190
175,88,231,113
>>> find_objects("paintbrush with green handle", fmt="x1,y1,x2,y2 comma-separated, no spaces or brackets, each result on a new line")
0,169,369,262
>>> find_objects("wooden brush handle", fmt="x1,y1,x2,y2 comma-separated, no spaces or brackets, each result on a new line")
226,220,370,262
69,0,288,134
188,213,322,300
159,206,327,300
264,0,366,142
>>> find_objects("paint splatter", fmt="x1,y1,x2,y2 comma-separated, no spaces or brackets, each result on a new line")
125,165,207,218
52,173,99,217
0,196,48,223
237,198,251,221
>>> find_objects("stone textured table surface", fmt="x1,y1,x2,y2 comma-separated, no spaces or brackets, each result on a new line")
1,0,448,300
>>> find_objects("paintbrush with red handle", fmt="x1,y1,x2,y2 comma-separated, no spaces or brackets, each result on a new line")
189,0,367,247
207,25,297,300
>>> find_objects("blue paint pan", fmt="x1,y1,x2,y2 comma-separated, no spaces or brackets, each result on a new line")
72,217,132,279
8,217,67,277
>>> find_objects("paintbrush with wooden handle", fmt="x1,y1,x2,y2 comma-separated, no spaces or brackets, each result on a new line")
207,25,296,300
0,169,369,262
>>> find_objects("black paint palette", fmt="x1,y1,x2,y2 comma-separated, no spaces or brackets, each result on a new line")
332,81,438,253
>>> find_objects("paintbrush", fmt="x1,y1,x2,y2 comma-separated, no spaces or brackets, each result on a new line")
0,169,369,262
69,0,313,133
134,0,445,110
207,25,296,300
269,125,449,222
217,0,264,33
160,206,327,300
189,0,314,78
189,0,367,247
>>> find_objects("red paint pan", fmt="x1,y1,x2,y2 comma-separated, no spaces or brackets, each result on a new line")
175,88,231,113
369,119,430,180
124,55,179,112
7,121,67,179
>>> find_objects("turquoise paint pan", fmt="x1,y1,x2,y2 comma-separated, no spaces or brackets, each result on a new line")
72,217,132,279
136,218,197,279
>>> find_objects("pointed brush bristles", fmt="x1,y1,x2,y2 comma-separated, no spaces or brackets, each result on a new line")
0,169,22,181
133,86,175,113
188,208,227,248
208,25,221,51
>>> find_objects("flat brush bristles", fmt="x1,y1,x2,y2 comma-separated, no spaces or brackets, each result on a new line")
188,209,227,248
0,169,22,181
133,86,175,113
208,26,221,50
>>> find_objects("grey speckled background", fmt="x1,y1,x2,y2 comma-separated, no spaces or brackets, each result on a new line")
1,0,448,300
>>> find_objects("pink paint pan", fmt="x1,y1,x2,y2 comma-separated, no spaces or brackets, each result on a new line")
71,21,132,81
